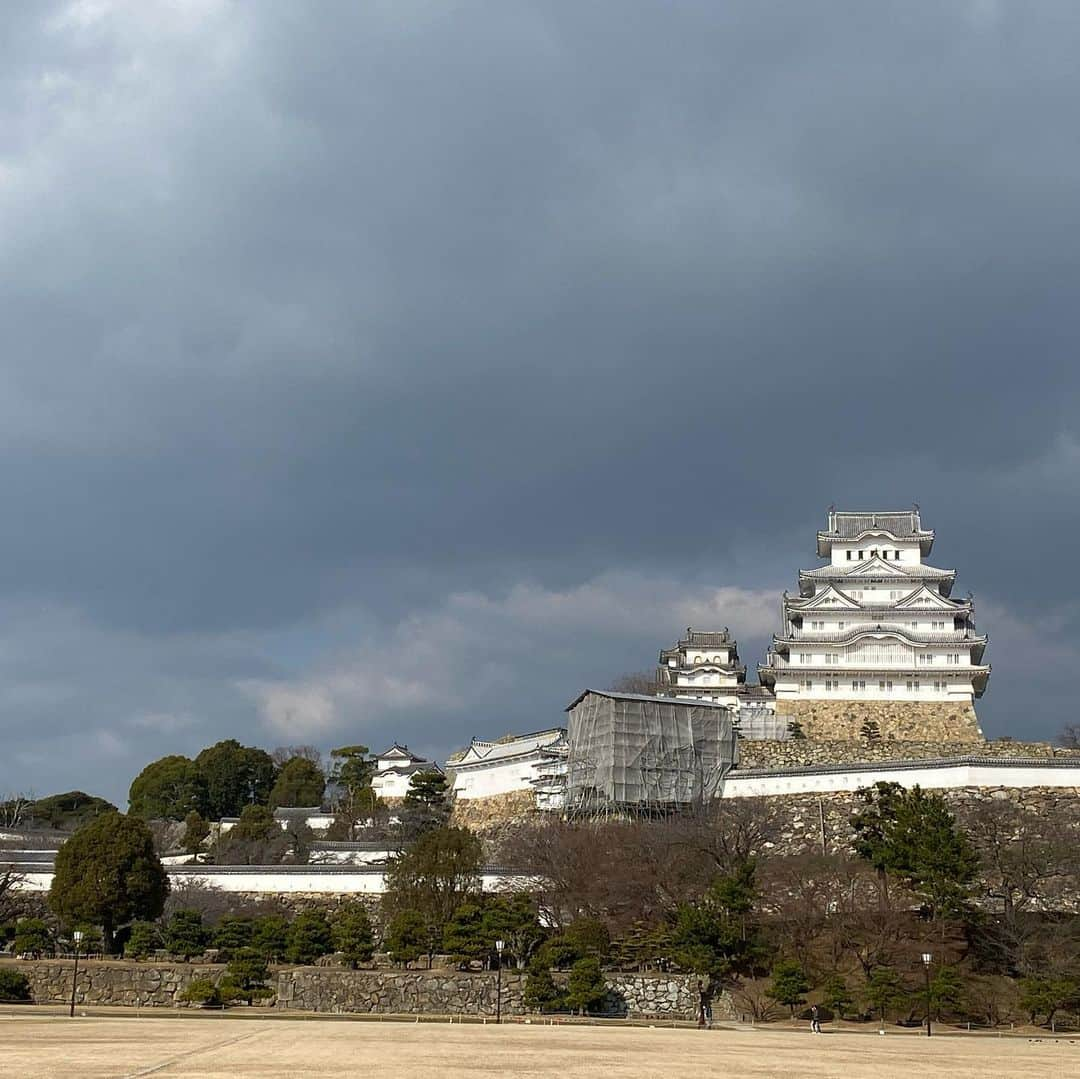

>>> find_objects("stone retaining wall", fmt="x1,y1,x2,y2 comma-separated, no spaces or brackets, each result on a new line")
753,784,1080,869
3,960,704,1019
775,699,983,742
736,738,1079,770
450,790,538,832
9,960,219,1007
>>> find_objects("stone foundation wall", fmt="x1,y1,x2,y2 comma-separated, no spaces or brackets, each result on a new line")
282,969,703,1018
10,960,222,1007
736,738,1080,770
751,785,1080,868
775,699,983,742
450,790,539,833
279,968,524,1015
2,960,704,1019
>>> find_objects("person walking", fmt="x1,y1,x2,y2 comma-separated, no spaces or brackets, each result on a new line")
810,1004,821,1034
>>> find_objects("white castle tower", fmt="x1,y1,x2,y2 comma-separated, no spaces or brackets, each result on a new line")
758,508,989,741
656,628,744,701
655,628,774,714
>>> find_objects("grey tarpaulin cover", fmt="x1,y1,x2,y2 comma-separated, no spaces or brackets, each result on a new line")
563,690,738,815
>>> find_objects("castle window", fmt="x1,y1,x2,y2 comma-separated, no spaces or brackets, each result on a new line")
825,653,839,665
837,621,846,630
858,550,865,560
846,551,853,561
851,679,866,692
933,621,945,630
947,653,960,664
919,653,932,664
894,550,901,560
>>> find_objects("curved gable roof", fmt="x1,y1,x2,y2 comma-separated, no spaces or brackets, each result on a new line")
817,509,934,556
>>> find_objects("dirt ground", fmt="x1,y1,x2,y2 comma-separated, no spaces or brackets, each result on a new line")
0,1012,1077,1078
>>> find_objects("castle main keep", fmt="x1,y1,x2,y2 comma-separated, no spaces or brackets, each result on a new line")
757,508,989,742
655,507,990,743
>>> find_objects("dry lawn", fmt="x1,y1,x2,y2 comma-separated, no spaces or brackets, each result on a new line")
0,1013,1076,1078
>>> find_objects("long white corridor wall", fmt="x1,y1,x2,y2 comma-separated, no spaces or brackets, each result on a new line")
722,757,1080,797
12,865,529,895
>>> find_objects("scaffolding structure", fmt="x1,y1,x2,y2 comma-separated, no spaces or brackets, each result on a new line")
563,691,737,818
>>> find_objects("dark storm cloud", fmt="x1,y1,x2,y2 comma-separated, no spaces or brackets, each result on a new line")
2,1,1080,801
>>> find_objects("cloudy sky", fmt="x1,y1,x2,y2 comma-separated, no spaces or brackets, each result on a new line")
2,1,1079,806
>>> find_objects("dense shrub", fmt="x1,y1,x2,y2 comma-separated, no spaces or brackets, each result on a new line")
179,978,222,1006
179,977,241,1007
0,969,31,1002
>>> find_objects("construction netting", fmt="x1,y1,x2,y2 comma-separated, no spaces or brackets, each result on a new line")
565,692,737,815
734,707,789,740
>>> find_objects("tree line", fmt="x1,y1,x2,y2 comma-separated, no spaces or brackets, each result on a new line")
124,740,450,859
492,783,1080,1026
6,777,1080,1025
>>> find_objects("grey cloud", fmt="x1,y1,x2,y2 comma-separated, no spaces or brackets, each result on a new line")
1,2,1079,799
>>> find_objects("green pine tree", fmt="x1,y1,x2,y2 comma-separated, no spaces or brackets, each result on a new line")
164,910,208,961
124,921,161,960
332,902,376,969
284,911,333,965
820,972,853,1019
766,959,811,1017
864,966,908,1023
564,956,608,1016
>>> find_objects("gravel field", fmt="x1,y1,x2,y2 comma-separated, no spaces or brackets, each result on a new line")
0,1013,1077,1078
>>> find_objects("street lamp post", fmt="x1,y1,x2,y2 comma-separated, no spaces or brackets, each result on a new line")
69,930,84,1018
921,952,933,1038
495,939,505,1024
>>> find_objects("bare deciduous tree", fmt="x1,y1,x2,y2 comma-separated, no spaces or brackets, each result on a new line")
163,878,287,925
270,745,323,769
960,799,1079,923
496,803,779,934
0,863,27,923
0,791,35,830
608,671,662,696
